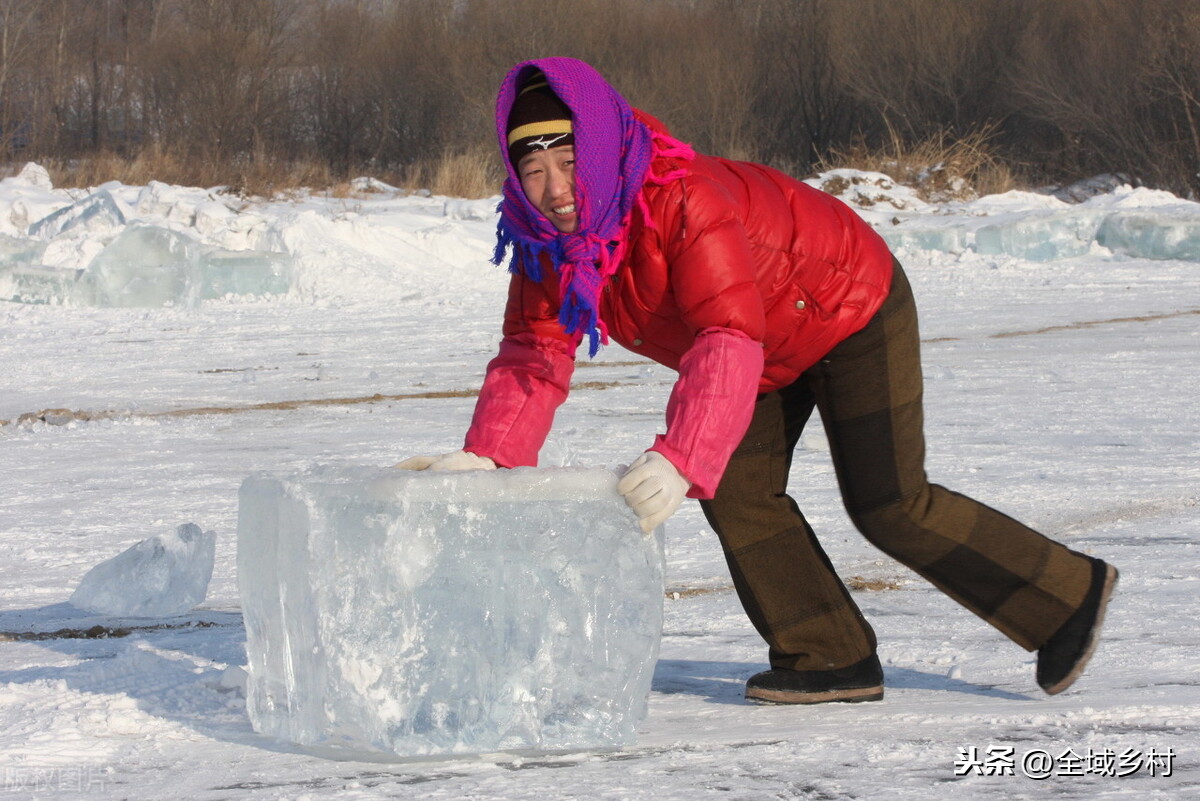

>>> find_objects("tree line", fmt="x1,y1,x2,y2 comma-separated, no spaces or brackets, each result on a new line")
2,0,1199,197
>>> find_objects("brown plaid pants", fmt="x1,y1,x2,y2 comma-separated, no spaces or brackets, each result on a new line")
699,261,1095,671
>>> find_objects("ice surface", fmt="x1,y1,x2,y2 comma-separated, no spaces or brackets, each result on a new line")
28,189,127,240
237,466,665,758
70,523,217,617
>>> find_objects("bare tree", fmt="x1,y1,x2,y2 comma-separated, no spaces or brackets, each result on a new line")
139,0,300,162
0,0,41,156
1009,1,1171,188
5,0,1200,194
747,0,860,171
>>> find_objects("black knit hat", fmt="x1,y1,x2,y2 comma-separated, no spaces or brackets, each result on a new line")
506,70,575,168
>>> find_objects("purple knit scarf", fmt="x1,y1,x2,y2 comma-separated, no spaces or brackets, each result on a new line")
492,57,681,356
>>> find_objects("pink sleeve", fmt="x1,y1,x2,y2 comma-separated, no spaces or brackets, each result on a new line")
647,326,763,499
463,333,577,468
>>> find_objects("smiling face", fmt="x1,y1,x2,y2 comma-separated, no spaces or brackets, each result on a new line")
517,144,578,233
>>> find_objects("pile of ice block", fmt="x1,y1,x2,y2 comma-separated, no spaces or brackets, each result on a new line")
2,186,293,305
236,466,665,758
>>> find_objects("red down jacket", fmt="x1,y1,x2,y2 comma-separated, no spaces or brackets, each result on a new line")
464,113,894,498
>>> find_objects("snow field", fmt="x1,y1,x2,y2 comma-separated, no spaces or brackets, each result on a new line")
0,170,1197,798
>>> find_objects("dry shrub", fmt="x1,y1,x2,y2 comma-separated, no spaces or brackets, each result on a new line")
44,145,227,189
43,128,1012,205
44,146,340,196
402,145,504,199
41,149,185,189
822,123,1019,201
225,153,338,198
41,143,507,200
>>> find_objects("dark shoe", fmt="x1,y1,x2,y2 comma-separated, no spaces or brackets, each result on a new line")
1037,558,1119,695
745,654,885,704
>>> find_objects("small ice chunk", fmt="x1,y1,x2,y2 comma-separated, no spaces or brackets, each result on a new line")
80,225,200,307
16,162,53,191
134,180,191,220
219,665,249,694
198,249,293,298
349,176,399,194
443,198,498,221
70,523,217,617
194,200,237,237
28,189,126,240
237,466,665,758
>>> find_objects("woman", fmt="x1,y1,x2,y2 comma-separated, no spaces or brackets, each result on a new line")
399,57,1117,704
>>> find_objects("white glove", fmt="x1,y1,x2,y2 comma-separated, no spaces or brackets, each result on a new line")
617,451,690,534
394,450,497,471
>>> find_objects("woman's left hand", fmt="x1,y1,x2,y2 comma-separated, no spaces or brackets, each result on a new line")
617,451,690,533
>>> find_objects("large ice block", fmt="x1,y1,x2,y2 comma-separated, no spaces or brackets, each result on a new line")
879,226,968,255
0,233,47,268
1095,211,1200,261
0,234,68,303
974,210,1102,262
198,248,293,298
76,226,294,307
237,466,665,758
80,225,200,307
0,264,83,304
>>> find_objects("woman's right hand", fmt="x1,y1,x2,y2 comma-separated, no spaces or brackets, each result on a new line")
393,450,497,471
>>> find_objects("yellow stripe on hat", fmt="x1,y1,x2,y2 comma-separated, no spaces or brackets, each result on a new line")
507,120,573,147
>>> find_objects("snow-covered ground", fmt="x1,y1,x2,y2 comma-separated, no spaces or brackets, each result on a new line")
1,165,1197,799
